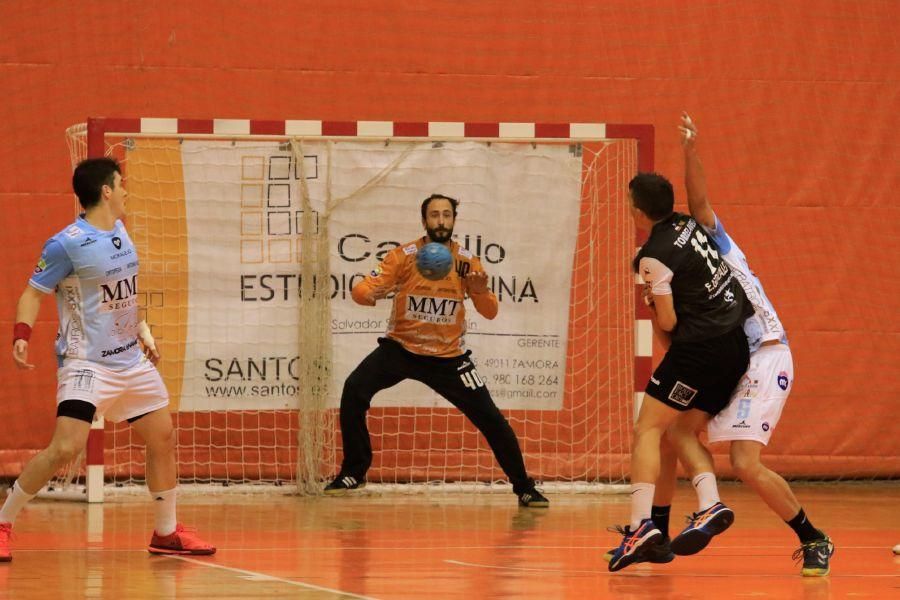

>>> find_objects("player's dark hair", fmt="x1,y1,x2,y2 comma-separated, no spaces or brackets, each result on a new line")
629,172,674,221
72,157,121,210
420,193,459,220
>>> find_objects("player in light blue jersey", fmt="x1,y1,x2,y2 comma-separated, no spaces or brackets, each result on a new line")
604,115,833,575
1,158,214,561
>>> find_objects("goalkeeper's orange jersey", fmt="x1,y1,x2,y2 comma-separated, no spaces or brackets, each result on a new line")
351,237,498,358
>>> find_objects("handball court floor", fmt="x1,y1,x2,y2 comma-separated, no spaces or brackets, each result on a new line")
1,482,897,599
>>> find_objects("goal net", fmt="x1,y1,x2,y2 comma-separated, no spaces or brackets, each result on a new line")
62,119,645,498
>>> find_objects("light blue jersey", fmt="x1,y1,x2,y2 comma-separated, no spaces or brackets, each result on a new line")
703,215,788,353
29,216,142,370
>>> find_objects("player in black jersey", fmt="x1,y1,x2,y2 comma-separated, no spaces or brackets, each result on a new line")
608,172,752,572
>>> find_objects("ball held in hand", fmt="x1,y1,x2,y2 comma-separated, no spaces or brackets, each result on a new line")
416,243,453,281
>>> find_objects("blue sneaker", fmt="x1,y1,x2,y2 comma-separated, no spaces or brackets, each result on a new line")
603,536,674,564
670,501,734,556
793,536,834,577
607,519,662,572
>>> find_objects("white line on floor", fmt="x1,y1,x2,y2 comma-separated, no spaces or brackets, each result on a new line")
166,555,380,599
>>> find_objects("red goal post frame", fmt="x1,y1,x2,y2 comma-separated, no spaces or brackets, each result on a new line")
81,117,655,500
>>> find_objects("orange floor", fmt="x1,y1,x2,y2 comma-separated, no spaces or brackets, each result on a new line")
1,482,898,599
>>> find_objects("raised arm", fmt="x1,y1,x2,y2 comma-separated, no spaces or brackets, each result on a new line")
680,113,716,229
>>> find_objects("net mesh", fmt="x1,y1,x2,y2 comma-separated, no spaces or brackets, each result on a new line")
60,125,637,497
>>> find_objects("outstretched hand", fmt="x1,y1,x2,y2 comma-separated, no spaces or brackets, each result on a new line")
679,112,698,148
466,271,489,295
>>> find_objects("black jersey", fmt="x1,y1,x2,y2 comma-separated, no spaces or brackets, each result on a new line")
635,212,751,343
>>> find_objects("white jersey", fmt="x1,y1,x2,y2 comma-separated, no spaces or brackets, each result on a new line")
703,215,787,353
29,216,142,370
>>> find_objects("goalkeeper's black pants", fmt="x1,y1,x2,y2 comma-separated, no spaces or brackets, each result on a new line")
338,337,535,494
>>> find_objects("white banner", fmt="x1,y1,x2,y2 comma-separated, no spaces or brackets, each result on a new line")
176,140,582,411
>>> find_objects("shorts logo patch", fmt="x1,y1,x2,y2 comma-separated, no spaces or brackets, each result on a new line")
762,422,770,432
668,380,698,407
777,371,790,391
72,369,96,393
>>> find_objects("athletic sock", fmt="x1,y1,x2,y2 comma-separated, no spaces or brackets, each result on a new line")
691,472,721,512
629,483,655,531
786,508,825,544
150,487,177,537
651,504,671,538
0,481,36,526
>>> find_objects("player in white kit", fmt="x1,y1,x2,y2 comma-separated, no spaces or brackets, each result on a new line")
0,158,214,561
624,115,834,575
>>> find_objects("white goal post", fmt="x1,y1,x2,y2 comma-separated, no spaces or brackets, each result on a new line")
56,117,654,501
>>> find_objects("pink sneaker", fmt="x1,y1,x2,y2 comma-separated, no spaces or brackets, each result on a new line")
0,522,12,562
148,523,216,555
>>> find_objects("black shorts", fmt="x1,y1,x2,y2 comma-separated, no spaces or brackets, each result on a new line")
645,326,750,415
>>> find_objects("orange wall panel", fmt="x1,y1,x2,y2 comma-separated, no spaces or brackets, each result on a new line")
1,1,898,476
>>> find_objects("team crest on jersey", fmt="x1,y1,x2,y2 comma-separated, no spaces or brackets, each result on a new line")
403,244,418,255
370,264,383,277
457,247,472,259
777,371,790,391
33,257,47,274
111,236,122,249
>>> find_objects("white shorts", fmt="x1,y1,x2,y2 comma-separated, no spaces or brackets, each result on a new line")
56,357,169,423
707,344,793,445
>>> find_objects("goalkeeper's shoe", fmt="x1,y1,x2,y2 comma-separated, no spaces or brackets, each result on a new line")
603,536,674,564
148,524,216,555
793,536,834,577
0,522,12,562
517,487,550,508
324,474,366,495
607,519,662,572
670,502,734,556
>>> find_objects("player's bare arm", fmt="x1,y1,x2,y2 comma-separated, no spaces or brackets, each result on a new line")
137,320,160,364
643,284,672,349
12,285,46,370
680,113,716,229
650,291,677,332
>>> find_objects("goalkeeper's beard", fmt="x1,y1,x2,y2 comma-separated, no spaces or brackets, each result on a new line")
426,226,453,243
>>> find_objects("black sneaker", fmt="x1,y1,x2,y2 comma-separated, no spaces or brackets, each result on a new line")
603,536,674,564
324,474,366,495
517,487,549,508
793,536,834,577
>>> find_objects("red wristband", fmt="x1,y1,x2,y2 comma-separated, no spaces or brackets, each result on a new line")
13,322,32,344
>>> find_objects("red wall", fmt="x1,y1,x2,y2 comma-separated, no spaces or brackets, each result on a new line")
2,1,898,477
